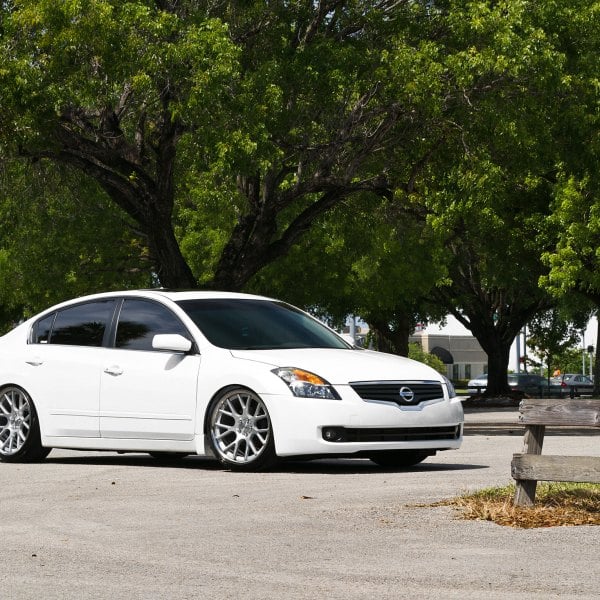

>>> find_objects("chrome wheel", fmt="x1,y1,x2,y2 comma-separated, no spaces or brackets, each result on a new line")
209,388,275,469
0,387,32,456
0,386,49,462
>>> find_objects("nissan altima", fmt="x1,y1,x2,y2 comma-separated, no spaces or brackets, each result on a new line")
0,290,463,470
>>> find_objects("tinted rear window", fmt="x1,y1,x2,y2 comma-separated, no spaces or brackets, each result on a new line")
49,300,114,347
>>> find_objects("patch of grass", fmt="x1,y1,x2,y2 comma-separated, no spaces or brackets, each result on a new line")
434,482,600,528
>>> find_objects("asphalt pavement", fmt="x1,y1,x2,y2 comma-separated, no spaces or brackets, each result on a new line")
1,419,599,600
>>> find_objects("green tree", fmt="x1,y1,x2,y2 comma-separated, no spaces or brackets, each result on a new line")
428,164,556,395
408,342,446,375
526,307,588,380
417,0,600,396
538,1,600,391
0,0,576,294
542,177,600,392
1,0,239,287
248,193,448,356
0,160,149,329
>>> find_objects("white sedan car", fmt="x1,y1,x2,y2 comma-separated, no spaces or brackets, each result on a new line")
0,290,463,470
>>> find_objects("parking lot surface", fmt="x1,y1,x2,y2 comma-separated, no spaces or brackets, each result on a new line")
1,426,599,599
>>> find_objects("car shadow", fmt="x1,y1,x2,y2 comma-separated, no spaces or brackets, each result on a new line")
45,453,221,470
274,459,489,474
44,453,488,474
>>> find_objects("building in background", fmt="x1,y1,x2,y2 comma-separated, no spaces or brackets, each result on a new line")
345,314,598,380
343,316,487,381
409,330,487,381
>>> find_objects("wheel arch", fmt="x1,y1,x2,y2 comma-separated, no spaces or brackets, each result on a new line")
0,381,46,433
203,384,277,470
0,382,51,462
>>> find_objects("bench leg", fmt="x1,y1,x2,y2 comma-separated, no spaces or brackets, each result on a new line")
513,425,545,507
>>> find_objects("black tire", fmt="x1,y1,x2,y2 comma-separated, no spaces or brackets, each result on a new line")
369,450,431,469
207,387,276,471
0,386,51,463
148,452,189,460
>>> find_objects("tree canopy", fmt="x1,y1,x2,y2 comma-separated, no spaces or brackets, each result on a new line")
0,0,599,388
0,1,575,287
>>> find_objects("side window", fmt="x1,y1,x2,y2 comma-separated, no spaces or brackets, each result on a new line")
32,313,56,344
115,299,188,351
50,301,114,347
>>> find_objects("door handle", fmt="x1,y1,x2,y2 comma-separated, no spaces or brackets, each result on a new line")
104,365,124,376
25,358,44,366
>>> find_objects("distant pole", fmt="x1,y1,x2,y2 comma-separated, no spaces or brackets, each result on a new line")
523,325,528,373
516,332,521,374
582,331,586,376
349,316,356,342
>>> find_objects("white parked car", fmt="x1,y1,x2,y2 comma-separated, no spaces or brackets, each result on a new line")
467,373,488,395
0,290,463,470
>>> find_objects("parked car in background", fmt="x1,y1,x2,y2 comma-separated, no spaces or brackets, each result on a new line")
508,373,550,396
467,373,488,395
468,372,551,398
550,373,594,397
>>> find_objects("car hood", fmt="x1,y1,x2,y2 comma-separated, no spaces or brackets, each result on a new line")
229,348,443,384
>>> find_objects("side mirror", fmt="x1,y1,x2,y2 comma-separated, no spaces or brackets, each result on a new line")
152,333,193,353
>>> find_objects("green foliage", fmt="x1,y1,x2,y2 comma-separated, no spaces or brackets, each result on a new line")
0,160,149,329
408,342,446,375
0,0,597,357
248,193,447,323
0,1,239,152
550,346,590,377
542,176,600,300
526,307,588,374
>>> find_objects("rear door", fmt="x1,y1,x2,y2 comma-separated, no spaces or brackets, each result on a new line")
25,299,116,438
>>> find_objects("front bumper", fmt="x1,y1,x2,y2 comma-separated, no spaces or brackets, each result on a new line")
263,385,464,457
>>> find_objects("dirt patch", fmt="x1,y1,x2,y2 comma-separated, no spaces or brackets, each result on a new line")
428,483,600,528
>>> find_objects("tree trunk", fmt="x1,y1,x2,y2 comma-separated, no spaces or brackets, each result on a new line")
38,113,201,289
368,315,411,357
482,341,512,396
448,310,518,396
147,219,197,289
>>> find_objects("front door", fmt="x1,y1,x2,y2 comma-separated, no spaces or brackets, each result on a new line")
99,298,199,440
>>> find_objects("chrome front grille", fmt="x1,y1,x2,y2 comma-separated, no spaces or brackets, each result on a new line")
349,381,444,406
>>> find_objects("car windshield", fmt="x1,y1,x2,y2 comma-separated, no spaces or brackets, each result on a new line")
176,299,350,350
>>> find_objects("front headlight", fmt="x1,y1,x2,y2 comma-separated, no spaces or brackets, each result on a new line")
442,375,457,399
272,367,340,400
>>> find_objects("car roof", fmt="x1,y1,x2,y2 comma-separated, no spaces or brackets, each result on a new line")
51,289,273,306
25,290,278,323
140,289,273,302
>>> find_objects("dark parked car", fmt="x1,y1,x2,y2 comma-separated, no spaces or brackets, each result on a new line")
550,373,594,397
468,373,551,398
507,373,551,396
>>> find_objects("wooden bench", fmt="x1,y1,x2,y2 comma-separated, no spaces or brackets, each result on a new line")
511,398,600,506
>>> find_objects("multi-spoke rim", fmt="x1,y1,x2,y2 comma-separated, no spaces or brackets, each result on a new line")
210,391,271,464
0,387,32,456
